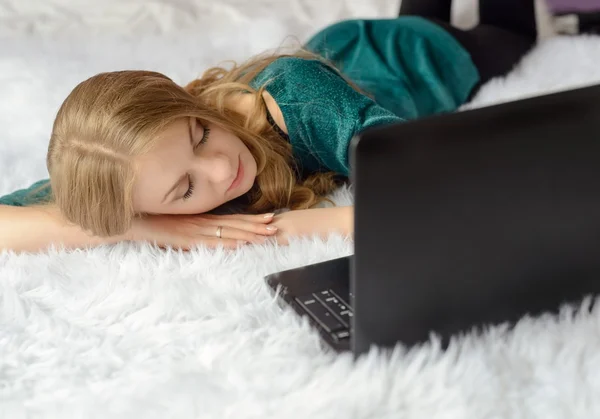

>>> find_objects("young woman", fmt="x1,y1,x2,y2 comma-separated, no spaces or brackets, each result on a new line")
0,0,537,252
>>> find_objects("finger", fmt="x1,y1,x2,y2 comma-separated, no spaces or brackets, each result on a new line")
201,212,275,224
203,226,268,244
223,226,270,244
199,219,278,236
179,223,269,244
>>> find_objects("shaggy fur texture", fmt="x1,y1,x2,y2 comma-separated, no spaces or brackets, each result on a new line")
2,1,600,417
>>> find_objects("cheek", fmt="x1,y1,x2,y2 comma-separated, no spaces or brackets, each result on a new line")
211,126,246,150
235,137,253,161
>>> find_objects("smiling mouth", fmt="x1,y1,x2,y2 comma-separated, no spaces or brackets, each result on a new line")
227,156,244,192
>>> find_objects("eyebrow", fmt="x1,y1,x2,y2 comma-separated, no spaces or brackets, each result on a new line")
161,118,194,204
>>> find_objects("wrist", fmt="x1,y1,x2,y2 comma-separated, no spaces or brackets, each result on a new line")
342,206,354,236
335,206,354,236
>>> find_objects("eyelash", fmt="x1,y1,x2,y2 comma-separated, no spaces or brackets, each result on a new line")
194,127,211,150
183,125,211,201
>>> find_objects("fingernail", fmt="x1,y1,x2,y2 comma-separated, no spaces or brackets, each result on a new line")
265,226,278,231
264,213,275,219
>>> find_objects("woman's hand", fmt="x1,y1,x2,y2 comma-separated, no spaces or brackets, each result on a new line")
128,212,278,250
271,206,353,244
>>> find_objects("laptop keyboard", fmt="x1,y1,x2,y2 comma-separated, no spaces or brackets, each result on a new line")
295,289,353,342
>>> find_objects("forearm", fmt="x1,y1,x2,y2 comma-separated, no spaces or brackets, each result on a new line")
334,205,354,236
0,204,128,253
272,206,354,244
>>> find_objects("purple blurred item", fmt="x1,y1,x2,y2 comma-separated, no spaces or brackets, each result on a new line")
546,0,600,13
547,0,600,34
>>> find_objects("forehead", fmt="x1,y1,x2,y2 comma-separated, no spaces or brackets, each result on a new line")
157,117,189,145
134,118,189,173
139,118,189,156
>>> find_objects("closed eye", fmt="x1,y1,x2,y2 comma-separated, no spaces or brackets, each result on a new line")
183,174,194,200
194,123,211,150
183,119,211,200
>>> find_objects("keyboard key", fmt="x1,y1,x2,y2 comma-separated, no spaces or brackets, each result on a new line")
328,290,353,323
337,309,352,326
333,330,350,342
330,289,351,309
314,291,351,328
295,294,345,333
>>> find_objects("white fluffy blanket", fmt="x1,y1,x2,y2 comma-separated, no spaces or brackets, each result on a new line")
2,1,600,418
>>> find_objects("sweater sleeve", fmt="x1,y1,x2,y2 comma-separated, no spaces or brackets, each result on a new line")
260,57,404,177
0,179,52,206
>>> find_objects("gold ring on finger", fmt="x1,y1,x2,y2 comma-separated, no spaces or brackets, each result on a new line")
216,226,223,239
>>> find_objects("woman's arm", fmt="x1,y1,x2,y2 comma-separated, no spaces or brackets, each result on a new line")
0,204,353,253
271,206,354,244
0,204,126,253
0,205,279,253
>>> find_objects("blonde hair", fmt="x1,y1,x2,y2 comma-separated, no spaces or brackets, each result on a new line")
47,50,344,237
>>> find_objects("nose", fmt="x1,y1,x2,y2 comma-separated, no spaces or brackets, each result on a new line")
196,154,234,186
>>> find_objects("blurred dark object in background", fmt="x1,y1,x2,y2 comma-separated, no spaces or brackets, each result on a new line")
547,0,600,34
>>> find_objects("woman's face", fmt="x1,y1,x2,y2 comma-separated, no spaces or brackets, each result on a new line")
132,117,257,215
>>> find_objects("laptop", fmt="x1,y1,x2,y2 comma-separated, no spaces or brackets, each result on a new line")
265,84,600,356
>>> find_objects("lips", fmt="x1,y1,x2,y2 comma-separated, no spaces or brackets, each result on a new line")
227,155,244,192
